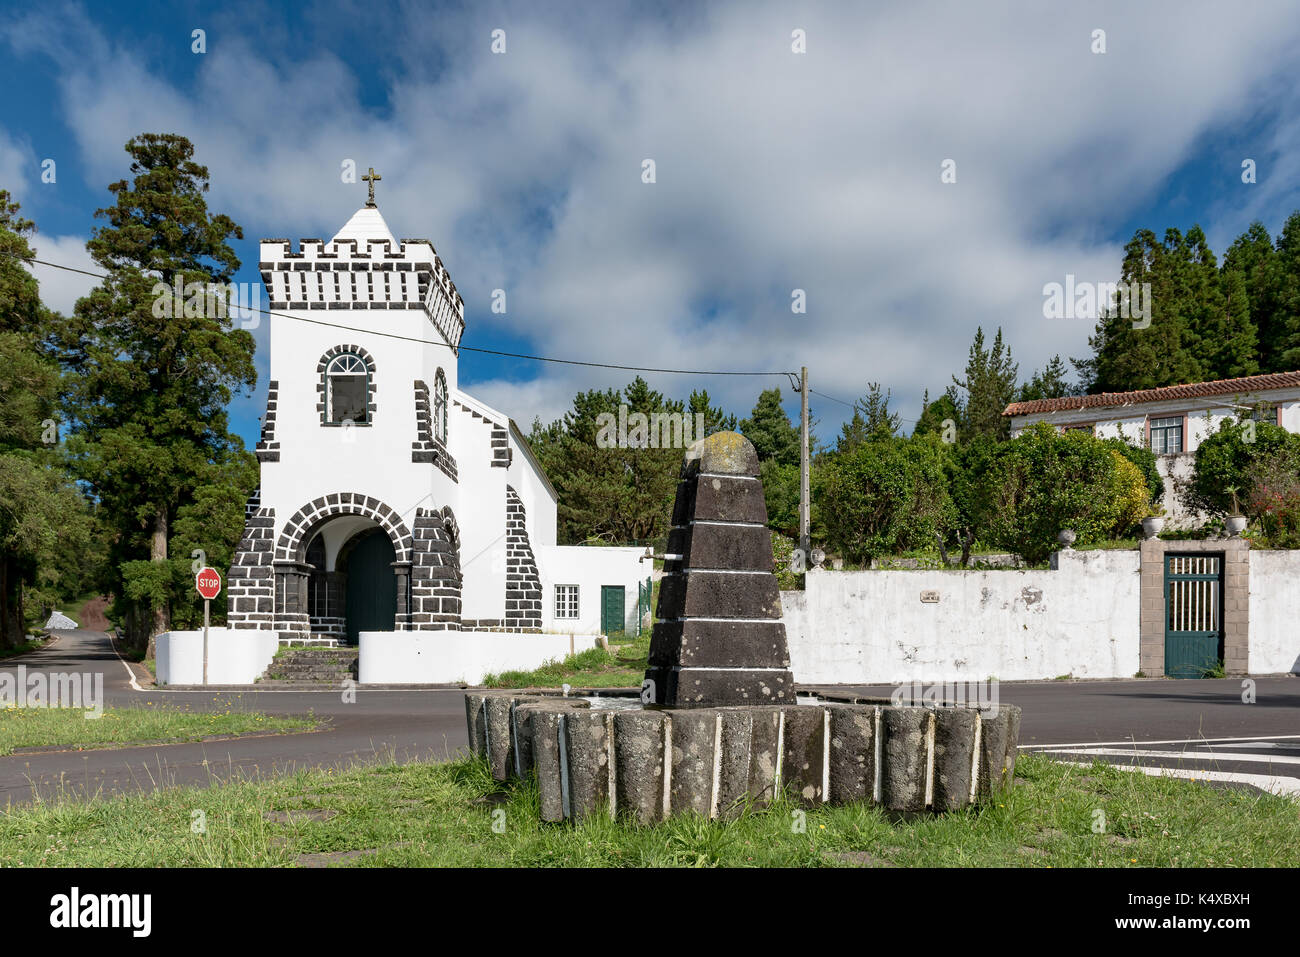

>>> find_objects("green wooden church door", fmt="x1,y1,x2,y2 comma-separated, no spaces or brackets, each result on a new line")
345,530,396,642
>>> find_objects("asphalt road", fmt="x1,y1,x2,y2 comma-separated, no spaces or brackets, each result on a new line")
1,631,1297,805
811,676,1300,796
0,631,469,806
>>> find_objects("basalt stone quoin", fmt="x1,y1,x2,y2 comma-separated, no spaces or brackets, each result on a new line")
645,432,796,707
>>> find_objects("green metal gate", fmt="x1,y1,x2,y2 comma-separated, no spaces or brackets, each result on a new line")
601,585,626,637
1164,553,1223,678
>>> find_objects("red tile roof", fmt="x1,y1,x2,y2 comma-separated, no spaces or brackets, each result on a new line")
1003,371,1300,417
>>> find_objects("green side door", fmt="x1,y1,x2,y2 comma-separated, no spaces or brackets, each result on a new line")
600,585,626,637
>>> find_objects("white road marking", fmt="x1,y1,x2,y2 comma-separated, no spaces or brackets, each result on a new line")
107,632,144,692
1052,760,1300,798
1041,746,1300,766
1022,733,1300,750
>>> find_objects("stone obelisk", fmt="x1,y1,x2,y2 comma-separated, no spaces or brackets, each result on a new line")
644,432,796,707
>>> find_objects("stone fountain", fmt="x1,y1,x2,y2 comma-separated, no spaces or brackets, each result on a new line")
464,432,1020,822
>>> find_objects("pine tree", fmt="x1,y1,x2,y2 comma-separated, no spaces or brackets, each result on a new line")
540,378,684,545
913,389,961,440
686,388,737,435
1209,265,1259,379
1273,212,1300,370
951,327,1018,441
739,388,800,465
59,133,257,652
1183,225,1258,381
1084,228,1208,393
837,382,899,453
1223,221,1283,371
1017,355,1073,402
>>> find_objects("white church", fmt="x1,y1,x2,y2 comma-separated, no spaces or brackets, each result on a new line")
158,176,645,685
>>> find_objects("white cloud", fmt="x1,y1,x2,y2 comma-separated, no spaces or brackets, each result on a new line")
6,0,1300,434
0,127,31,198
27,234,98,315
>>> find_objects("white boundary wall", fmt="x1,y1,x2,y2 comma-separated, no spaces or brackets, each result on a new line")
358,631,603,684
782,549,1142,684
1247,551,1300,674
156,629,279,685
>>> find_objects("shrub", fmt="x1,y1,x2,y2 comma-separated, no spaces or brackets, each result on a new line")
1109,450,1150,535
971,422,1149,564
1244,457,1300,547
1188,419,1300,517
1103,438,1163,504
816,435,957,565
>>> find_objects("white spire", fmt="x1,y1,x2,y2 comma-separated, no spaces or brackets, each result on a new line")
331,206,398,246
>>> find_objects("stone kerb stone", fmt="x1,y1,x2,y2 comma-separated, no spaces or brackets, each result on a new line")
464,690,1020,823
645,431,796,707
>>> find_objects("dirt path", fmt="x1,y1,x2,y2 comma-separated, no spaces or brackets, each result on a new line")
77,595,111,631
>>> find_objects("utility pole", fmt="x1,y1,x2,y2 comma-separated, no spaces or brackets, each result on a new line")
799,365,810,559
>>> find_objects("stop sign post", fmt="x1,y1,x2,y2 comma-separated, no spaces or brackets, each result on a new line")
195,567,221,685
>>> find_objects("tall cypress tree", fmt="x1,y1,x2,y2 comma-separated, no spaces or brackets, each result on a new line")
1185,225,1258,381
686,388,737,435
1017,355,1073,401
1273,212,1300,370
739,388,800,465
951,327,1017,440
60,133,256,652
1223,221,1282,371
1084,228,1208,392
1210,264,1259,379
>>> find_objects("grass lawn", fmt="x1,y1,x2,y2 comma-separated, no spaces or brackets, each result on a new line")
0,638,51,661
0,705,320,756
480,634,648,689
0,752,1294,867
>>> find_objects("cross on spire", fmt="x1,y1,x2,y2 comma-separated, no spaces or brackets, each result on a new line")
362,166,382,207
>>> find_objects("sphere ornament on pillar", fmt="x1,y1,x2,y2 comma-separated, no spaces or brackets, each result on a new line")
1057,528,1077,548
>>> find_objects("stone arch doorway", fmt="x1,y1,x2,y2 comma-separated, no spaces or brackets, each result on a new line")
272,495,414,640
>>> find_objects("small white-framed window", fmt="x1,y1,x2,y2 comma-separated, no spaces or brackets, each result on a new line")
1149,416,1183,455
555,584,579,619
326,352,369,424
434,369,448,442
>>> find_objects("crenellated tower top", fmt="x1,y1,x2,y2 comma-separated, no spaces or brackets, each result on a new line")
258,204,466,351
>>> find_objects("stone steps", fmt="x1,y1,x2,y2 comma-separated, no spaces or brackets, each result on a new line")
258,647,358,684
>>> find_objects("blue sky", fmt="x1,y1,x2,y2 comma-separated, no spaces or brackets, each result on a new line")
3,0,1300,449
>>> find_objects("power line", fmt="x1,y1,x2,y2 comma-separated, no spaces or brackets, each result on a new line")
809,388,854,409
810,388,920,426
7,251,797,379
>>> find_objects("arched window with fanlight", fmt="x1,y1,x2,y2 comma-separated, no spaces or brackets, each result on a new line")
434,369,448,442
325,351,370,425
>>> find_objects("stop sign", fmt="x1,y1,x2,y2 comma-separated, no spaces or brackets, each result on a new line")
195,567,222,600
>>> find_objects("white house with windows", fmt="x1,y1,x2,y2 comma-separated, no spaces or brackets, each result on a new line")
169,193,647,684
1004,371,1300,524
